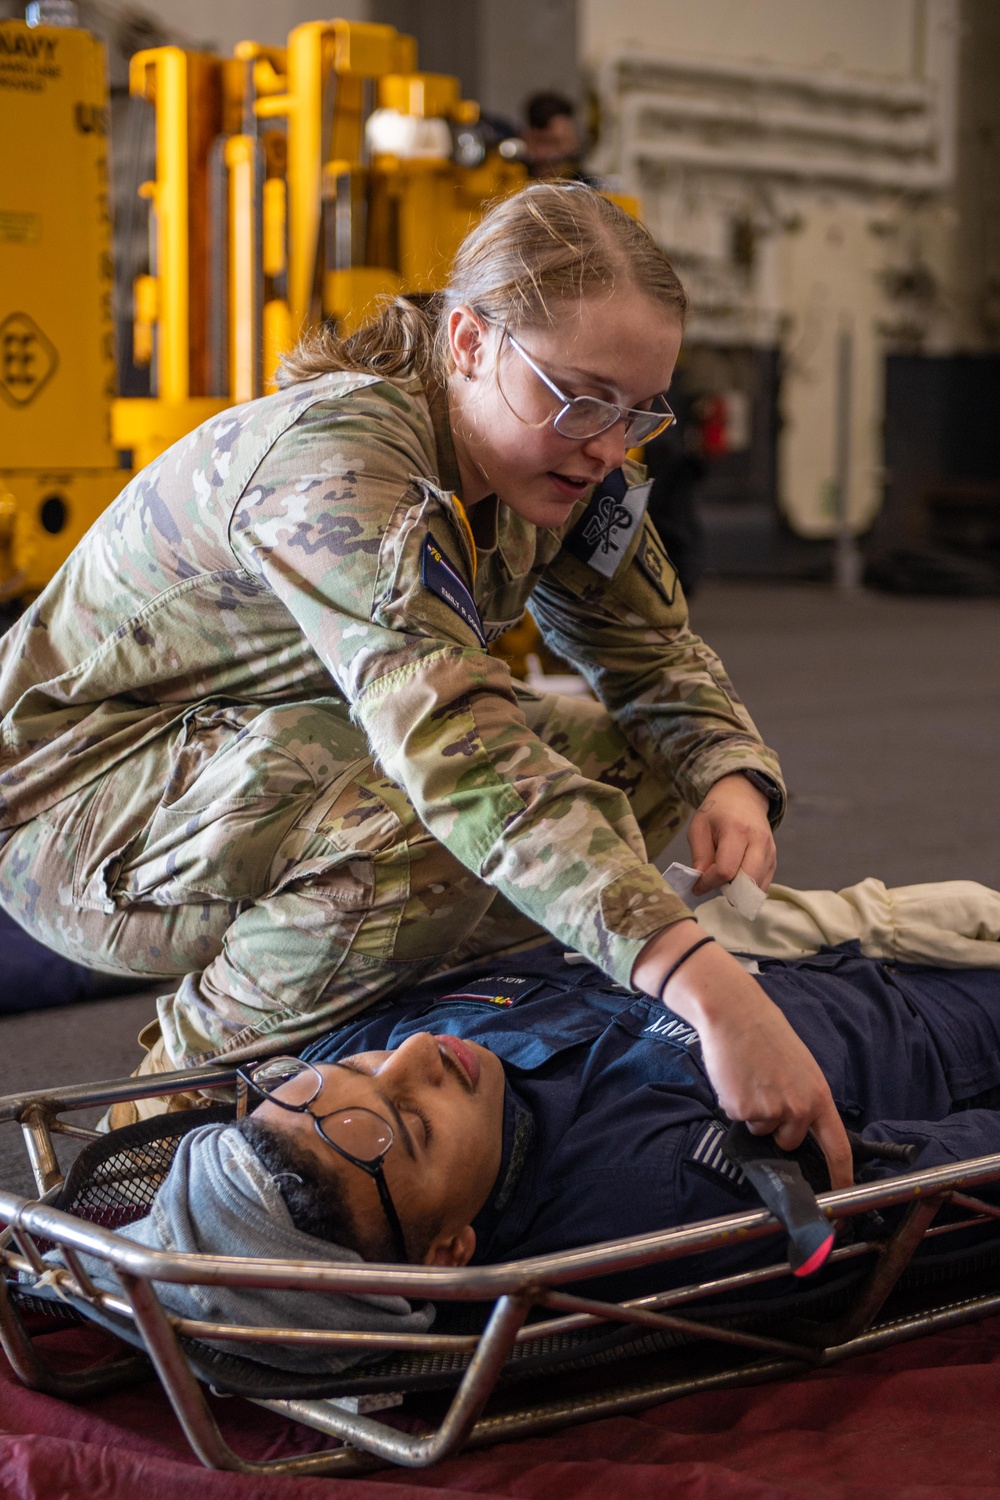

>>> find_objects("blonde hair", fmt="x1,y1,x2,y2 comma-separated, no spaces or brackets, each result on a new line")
278,182,687,387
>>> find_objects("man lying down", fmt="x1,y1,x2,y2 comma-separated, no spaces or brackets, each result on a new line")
46,885,1000,1376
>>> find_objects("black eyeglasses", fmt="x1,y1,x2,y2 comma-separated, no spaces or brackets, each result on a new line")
236,1056,409,1263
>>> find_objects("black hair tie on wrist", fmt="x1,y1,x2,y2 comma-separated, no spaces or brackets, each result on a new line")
658,935,715,1003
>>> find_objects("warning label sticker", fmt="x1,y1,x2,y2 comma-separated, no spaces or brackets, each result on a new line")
0,27,61,92
0,311,58,406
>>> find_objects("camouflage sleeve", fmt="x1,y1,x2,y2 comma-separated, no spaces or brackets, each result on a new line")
530,512,787,821
229,389,692,985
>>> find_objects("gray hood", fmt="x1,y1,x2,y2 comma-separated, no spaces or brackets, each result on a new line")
64,1121,434,1374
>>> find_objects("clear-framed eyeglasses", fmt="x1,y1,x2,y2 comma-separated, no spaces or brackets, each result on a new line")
236,1056,408,1264
504,331,676,446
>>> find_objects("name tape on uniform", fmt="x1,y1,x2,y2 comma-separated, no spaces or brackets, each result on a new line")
564,468,652,578
421,535,486,646
441,976,543,1007
643,1011,700,1048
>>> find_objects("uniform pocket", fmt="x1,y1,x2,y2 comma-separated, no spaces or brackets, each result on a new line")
108,704,324,907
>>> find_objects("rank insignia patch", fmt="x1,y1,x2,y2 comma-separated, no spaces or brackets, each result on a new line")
564,468,652,578
421,534,486,645
635,528,678,606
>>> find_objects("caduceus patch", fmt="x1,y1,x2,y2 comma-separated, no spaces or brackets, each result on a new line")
564,468,652,578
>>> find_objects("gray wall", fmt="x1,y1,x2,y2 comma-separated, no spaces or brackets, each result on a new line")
372,0,579,128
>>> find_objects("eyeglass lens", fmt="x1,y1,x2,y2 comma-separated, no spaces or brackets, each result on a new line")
249,1058,395,1165
250,1056,323,1107
554,399,670,444
318,1109,394,1163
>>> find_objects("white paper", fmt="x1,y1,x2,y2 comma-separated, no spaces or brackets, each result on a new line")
723,867,769,922
660,861,718,909
662,861,767,921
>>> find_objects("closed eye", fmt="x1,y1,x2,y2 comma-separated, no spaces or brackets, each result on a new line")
334,1059,431,1152
401,1099,433,1148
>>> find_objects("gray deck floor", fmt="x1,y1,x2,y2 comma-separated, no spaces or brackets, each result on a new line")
2,580,998,1196
679,581,1000,892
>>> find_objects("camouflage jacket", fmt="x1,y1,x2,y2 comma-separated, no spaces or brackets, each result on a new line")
0,372,785,983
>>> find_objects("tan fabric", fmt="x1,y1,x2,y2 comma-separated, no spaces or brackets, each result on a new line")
97,1035,220,1132
698,878,1000,968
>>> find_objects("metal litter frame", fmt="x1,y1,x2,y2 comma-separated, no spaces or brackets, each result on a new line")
4,1065,1000,1478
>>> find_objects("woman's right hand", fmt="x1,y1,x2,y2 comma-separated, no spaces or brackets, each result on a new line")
632,925,854,1191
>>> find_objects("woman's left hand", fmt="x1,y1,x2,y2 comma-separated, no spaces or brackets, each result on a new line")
688,772,777,895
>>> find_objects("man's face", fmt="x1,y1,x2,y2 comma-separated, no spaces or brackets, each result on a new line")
253,1032,505,1266
525,113,581,177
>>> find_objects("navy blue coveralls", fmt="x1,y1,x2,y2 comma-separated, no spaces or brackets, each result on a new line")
303,943,1000,1281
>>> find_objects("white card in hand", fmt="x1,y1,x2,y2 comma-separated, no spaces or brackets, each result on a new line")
723,868,768,921
661,862,718,909
662,862,768,921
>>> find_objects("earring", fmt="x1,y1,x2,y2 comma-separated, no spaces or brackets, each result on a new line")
464,373,474,382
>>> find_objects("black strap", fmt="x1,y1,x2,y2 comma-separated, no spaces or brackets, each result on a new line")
722,1121,836,1278
657,935,715,1002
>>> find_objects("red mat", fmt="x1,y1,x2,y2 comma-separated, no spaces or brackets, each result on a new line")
3,1317,1000,1499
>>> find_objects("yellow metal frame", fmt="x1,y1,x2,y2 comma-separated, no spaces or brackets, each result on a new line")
3,15,535,595
224,135,260,406
110,46,232,471
0,20,123,596
114,17,526,462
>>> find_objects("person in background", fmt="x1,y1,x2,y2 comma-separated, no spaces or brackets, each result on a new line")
522,92,585,180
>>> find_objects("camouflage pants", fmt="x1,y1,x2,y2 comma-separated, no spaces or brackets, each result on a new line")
0,690,686,1066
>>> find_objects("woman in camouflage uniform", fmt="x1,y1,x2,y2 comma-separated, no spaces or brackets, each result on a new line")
0,184,851,1184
